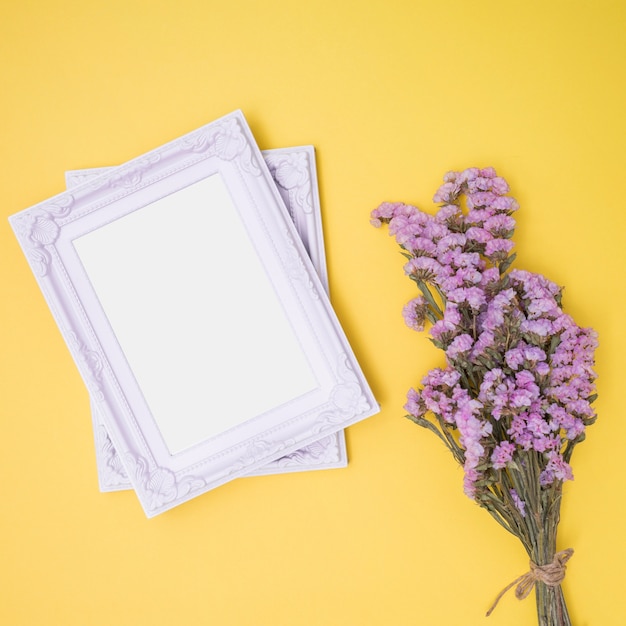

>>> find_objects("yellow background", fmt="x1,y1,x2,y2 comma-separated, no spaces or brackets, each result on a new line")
1,1,624,624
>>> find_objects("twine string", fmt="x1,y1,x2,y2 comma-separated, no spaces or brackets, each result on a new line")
485,548,574,617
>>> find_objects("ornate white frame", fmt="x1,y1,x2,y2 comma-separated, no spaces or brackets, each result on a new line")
10,111,378,516
65,146,348,491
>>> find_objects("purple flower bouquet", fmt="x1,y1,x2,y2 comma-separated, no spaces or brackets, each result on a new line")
371,168,597,626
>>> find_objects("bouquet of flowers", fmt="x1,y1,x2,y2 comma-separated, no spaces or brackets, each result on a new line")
371,168,597,626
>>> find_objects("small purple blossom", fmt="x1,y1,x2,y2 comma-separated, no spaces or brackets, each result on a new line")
422,221,450,242
404,388,422,417
369,201,404,226
492,441,516,469
435,204,461,223
485,238,515,261
403,256,444,283
491,195,519,212
468,191,498,208
466,226,493,245
540,452,574,486
446,333,474,362
484,214,515,237
447,286,487,310
509,489,526,517
437,233,467,253
520,318,554,338
471,330,496,361
490,176,510,195
430,304,462,344
433,181,461,204
402,296,428,331
482,288,517,331
407,237,437,256
452,388,490,499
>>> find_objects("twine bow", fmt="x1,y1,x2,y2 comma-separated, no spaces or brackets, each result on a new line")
486,548,574,617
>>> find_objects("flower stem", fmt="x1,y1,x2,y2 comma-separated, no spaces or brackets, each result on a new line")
530,483,572,626
535,582,571,626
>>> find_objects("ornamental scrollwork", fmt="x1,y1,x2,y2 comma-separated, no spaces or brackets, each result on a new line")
12,195,74,276
281,227,320,300
126,454,205,512
314,353,373,434
272,435,341,467
264,150,313,215
179,117,260,175
107,154,161,189
68,331,104,400
97,425,130,488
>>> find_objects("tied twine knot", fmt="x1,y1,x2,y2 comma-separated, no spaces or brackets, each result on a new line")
486,548,574,617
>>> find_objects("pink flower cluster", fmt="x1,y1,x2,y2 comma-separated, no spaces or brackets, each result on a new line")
372,168,598,501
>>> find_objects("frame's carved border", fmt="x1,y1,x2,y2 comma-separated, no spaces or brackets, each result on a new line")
66,146,346,490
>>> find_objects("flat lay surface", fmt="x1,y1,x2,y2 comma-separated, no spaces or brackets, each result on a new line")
1,1,624,624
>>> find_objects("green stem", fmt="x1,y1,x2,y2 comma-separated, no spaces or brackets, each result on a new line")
530,481,572,626
532,530,572,626
416,279,444,318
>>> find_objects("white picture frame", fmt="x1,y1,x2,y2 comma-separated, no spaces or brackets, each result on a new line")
10,111,378,516
65,146,348,491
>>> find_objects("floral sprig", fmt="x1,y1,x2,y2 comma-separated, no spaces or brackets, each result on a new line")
371,167,597,625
